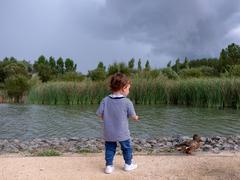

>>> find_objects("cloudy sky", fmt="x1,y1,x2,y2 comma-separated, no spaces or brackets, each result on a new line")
0,0,240,73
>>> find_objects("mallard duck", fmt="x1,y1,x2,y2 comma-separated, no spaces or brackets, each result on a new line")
175,134,203,154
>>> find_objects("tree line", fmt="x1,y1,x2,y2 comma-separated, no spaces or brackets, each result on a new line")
88,43,240,80
0,43,240,102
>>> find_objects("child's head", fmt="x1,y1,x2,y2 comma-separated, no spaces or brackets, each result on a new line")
110,72,131,96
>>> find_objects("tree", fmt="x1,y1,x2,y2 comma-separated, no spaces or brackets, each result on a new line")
37,55,48,65
0,62,4,83
56,57,64,74
33,56,55,82
97,61,105,70
167,61,171,67
0,59,29,83
219,49,227,72
173,58,180,73
37,64,53,82
107,62,130,76
5,75,29,103
20,60,33,73
128,58,135,70
183,57,189,69
88,61,106,81
137,59,142,72
119,62,130,75
227,43,240,65
65,58,76,72
219,43,240,72
144,60,151,71
107,62,119,76
3,62,29,79
49,56,56,69
3,57,10,62
9,57,17,62
33,55,48,73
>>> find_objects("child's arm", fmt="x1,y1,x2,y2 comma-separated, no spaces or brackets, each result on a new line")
127,100,139,121
96,99,104,120
130,115,139,121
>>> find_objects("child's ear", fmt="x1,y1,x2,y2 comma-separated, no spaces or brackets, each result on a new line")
120,87,125,92
123,84,129,90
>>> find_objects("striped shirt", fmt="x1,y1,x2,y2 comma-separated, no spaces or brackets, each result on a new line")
96,94,136,141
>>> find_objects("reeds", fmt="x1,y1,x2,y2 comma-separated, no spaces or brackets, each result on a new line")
27,80,109,105
27,78,240,108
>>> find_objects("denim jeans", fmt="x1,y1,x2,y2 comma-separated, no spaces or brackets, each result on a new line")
105,139,132,166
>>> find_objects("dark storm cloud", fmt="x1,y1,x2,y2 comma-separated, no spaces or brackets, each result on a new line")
0,0,240,73
86,0,240,59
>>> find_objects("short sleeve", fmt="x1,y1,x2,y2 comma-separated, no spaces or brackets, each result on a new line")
127,99,136,117
96,99,105,116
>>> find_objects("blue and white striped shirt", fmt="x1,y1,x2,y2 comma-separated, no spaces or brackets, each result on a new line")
96,94,136,141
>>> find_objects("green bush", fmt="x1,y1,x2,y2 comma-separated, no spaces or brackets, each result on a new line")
179,68,203,78
161,68,179,80
3,62,29,79
199,66,218,77
229,65,240,77
88,68,106,81
57,72,85,82
134,70,161,80
28,74,42,87
5,75,30,103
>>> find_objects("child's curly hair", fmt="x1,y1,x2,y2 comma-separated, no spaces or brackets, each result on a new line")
110,72,131,92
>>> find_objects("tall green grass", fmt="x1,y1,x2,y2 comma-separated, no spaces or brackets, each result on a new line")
27,78,240,108
27,80,109,105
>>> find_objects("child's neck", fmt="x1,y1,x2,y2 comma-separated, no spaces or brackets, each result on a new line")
112,91,123,96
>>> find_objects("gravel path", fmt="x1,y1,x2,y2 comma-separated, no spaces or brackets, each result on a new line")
1,152,240,180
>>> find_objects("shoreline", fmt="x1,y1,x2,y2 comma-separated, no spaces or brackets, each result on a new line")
1,135,240,155
1,150,239,157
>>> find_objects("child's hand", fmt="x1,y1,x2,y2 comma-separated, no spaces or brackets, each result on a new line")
132,115,139,121
97,115,103,120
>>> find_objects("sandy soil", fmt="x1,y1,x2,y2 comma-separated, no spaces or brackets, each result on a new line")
0,152,240,180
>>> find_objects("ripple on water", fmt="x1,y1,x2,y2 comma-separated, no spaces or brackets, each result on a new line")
0,104,240,140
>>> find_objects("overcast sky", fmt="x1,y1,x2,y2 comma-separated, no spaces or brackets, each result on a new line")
0,0,240,73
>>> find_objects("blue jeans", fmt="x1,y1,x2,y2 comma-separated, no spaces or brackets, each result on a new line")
105,139,132,166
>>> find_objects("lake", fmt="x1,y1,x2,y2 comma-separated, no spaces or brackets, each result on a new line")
0,104,240,140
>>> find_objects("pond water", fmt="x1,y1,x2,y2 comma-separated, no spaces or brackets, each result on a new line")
0,104,239,140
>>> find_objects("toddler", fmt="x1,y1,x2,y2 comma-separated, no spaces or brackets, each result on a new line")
96,72,139,174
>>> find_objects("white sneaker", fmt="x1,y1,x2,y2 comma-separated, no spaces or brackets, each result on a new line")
124,162,138,171
105,165,114,174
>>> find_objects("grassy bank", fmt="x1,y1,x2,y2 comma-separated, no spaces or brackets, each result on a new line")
27,78,240,108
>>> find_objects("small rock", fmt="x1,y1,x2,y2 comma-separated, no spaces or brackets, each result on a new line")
202,145,212,152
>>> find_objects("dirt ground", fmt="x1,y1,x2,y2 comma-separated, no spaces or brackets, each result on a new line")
0,152,240,180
